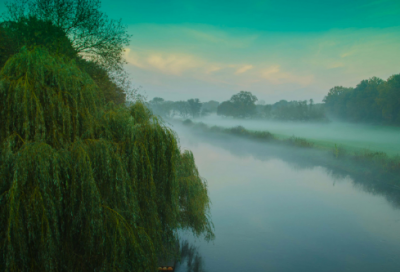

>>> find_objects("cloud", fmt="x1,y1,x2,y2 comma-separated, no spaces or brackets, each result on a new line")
235,65,253,74
261,65,314,86
340,51,355,58
125,48,251,78
146,54,201,75
123,48,145,68
125,47,316,89
206,66,223,74
125,49,204,75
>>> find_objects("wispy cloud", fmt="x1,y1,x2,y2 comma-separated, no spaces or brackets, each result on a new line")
235,65,253,74
126,47,315,88
146,54,200,75
261,66,314,86
340,51,355,58
125,49,204,75
125,48,250,77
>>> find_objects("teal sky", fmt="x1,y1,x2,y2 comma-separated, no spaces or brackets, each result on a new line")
3,0,400,102
102,0,400,31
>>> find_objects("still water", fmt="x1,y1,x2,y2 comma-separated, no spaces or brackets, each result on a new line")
173,124,400,272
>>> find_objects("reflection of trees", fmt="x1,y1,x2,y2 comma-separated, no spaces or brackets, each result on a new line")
185,126,400,209
175,240,206,272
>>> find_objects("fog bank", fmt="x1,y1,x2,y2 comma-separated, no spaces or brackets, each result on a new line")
186,115,400,156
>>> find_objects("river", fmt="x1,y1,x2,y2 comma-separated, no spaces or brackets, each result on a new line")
172,122,400,272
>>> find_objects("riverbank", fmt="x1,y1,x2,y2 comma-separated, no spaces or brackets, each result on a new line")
180,119,400,207
184,116,400,156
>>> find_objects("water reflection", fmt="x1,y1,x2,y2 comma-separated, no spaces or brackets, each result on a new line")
175,240,206,272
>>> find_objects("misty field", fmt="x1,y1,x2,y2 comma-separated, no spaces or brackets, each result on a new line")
193,116,400,156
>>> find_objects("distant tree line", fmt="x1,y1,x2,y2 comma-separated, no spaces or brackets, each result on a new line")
149,91,326,121
152,74,400,125
216,91,326,121
323,75,400,124
148,97,220,118
256,99,326,121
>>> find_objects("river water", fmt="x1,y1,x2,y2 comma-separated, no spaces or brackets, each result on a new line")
172,123,400,272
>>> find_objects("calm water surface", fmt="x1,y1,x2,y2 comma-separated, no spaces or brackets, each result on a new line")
173,124,400,272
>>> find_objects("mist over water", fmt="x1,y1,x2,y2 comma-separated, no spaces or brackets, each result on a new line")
172,122,400,272
189,115,400,156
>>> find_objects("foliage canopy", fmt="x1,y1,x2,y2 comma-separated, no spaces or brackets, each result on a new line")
323,75,400,124
218,91,258,118
0,12,127,105
5,0,130,72
0,16,77,67
0,47,213,271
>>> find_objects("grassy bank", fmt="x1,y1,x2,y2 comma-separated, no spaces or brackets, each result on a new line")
182,119,400,201
189,117,400,156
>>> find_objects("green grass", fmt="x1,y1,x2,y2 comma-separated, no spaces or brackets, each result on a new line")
264,132,399,156
183,120,400,176
191,117,400,156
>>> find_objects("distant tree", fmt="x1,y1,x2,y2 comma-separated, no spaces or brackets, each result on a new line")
202,100,219,115
345,77,384,122
187,98,202,118
273,100,307,120
230,91,258,117
217,101,235,117
148,97,175,117
201,108,211,117
216,91,258,118
323,86,353,119
272,100,289,110
173,101,190,118
152,97,165,104
264,100,326,121
377,74,400,124
263,104,272,118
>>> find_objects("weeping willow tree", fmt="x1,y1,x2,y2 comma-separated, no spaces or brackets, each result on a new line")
0,47,214,271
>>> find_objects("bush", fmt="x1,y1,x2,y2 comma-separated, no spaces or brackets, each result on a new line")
286,136,314,148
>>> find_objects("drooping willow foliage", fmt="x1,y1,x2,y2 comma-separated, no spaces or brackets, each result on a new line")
0,47,214,271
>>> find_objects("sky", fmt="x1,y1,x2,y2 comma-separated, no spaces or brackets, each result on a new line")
2,0,400,103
